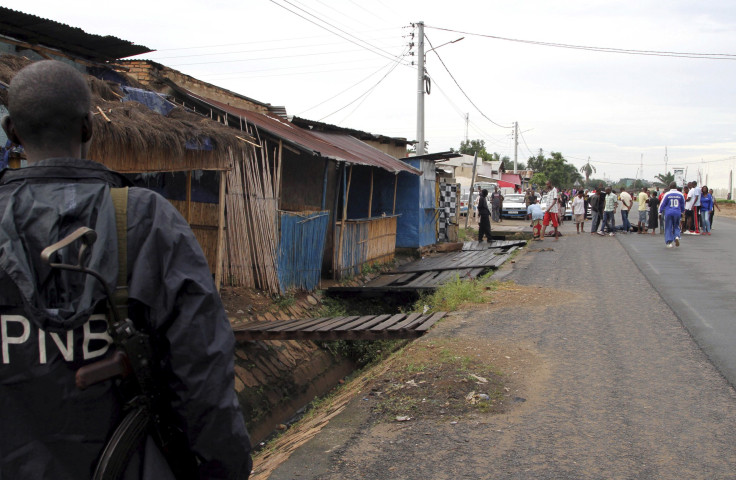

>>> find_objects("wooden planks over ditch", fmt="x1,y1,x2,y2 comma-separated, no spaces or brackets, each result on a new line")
328,239,526,295
233,312,446,341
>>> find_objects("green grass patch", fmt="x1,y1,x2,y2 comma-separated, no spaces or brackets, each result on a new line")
413,273,500,313
458,226,478,242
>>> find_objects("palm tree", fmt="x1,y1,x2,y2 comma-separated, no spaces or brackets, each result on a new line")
579,157,596,182
654,172,675,187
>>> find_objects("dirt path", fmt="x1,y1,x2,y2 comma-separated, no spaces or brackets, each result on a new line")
262,220,736,479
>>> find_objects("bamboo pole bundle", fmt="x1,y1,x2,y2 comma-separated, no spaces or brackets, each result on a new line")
225,150,255,287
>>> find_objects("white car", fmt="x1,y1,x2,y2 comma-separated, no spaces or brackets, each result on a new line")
502,193,543,218
501,194,528,218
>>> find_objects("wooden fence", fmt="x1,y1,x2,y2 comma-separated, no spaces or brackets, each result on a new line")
334,215,399,280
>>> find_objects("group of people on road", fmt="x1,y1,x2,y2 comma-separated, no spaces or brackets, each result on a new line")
525,180,722,249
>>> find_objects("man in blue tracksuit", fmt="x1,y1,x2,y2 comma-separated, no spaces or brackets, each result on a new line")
659,182,686,248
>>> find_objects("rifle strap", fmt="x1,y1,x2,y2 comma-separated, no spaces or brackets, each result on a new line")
110,187,129,321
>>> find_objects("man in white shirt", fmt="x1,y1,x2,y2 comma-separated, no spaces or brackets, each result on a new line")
541,180,560,240
691,180,701,233
618,187,633,233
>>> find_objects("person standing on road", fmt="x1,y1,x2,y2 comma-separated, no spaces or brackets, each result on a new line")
526,195,544,240
588,189,602,235
600,186,618,236
619,187,632,233
637,186,649,234
477,189,492,242
708,188,721,227
692,180,701,233
541,180,560,240
572,190,586,234
699,186,713,235
490,186,503,223
647,190,660,235
660,182,686,248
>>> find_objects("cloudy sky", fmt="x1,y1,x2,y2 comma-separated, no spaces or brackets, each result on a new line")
6,0,736,185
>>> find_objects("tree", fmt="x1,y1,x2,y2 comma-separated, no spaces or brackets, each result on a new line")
454,139,492,162
530,172,547,189
527,149,545,172
654,172,675,187
579,157,596,182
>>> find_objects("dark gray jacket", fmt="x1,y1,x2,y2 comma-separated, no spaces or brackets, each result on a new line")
0,159,251,479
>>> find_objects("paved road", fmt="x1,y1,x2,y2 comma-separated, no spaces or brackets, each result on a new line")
615,216,736,387
265,217,736,479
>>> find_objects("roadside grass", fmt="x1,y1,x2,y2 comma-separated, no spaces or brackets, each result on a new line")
458,226,478,242
413,270,500,314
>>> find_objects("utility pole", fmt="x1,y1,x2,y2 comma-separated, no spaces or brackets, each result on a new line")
464,113,469,143
416,21,425,156
465,151,479,230
513,121,519,174
664,146,669,174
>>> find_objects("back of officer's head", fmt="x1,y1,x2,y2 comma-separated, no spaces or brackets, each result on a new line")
7,60,91,150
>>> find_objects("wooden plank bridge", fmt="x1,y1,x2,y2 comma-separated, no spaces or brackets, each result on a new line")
233,312,446,341
328,239,526,295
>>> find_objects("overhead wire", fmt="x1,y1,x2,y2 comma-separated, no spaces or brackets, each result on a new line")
424,25,736,60
268,0,409,64
424,33,513,129
429,76,512,150
150,37,401,60
317,47,410,122
298,57,403,115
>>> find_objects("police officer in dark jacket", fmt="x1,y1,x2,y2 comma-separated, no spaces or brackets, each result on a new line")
477,189,492,242
0,61,251,478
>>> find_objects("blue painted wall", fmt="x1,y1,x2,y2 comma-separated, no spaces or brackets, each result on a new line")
395,158,437,248
277,210,329,291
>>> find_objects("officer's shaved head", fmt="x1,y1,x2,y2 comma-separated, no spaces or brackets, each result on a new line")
3,60,91,156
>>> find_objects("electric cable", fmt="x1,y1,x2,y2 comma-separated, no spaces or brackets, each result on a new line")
268,0,409,64
317,48,409,121
425,34,513,129
298,58,401,115
425,25,736,60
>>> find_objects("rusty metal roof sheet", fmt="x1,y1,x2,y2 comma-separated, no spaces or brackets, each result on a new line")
180,89,420,175
0,7,152,62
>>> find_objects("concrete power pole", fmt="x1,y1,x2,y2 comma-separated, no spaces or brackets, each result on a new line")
513,121,519,174
416,21,425,156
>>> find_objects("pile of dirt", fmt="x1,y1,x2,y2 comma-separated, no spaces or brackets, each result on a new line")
363,337,525,421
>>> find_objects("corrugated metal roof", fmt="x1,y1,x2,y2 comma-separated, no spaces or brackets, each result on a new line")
0,8,151,62
179,88,420,175
501,173,522,185
308,130,420,175
291,116,413,147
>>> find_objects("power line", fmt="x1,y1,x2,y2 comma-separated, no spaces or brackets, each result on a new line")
298,59,400,115
317,48,409,122
197,59,378,79
424,25,736,60
424,33,513,129
518,129,536,159
150,37,401,60
430,77,513,150
167,48,363,67
268,0,409,64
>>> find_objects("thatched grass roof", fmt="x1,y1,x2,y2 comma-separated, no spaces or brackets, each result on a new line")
1,54,246,172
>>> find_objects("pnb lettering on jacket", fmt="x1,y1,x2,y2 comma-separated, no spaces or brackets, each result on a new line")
1,313,112,365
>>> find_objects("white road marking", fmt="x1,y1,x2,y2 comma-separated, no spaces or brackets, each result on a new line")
682,299,713,329
646,262,660,276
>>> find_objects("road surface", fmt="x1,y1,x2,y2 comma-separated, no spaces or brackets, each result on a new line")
264,217,736,479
